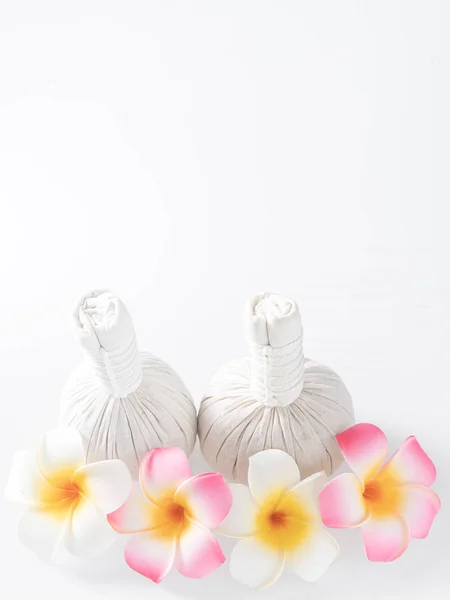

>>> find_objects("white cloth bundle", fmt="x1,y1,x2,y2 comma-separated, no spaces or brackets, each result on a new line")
198,293,355,483
60,290,197,478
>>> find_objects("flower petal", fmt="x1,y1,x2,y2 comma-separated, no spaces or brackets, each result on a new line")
248,449,300,506
361,515,409,561
5,450,68,505
399,485,440,539
381,437,436,486
229,536,285,589
108,481,156,533
17,499,74,562
336,423,388,483
279,472,327,523
65,496,116,557
319,472,367,528
124,531,176,583
139,447,191,504
176,520,225,578
74,459,132,514
37,429,85,488
175,473,232,529
216,484,259,537
287,526,339,582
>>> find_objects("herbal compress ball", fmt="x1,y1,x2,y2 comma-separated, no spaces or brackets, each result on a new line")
198,293,354,483
60,289,197,478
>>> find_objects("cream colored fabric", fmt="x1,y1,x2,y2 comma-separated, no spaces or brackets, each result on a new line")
60,290,197,479
198,293,354,483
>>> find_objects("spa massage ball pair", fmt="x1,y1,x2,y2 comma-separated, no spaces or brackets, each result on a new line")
60,290,354,482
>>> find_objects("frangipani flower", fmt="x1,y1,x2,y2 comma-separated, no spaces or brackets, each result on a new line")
319,423,441,562
5,428,132,561
217,449,339,589
107,447,232,582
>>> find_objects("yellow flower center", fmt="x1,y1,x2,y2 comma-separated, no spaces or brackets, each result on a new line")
362,476,402,518
254,490,311,551
167,501,186,524
38,468,83,519
149,491,192,540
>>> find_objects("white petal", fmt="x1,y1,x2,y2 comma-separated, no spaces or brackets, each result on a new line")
287,526,339,582
248,449,300,506
74,460,132,514
229,536,285,589
65,496,116,557
37,429,85,487
279,472,327,522
5,450,67,505
17,500,74,563
216,484,258,537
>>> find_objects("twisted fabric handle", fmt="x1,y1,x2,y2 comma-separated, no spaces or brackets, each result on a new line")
72,289,142,398
245,293,304,407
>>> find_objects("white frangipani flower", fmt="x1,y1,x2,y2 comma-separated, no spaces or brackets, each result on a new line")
5,428,132,562
217,449,339,589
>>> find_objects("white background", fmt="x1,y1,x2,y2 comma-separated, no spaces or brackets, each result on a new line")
1,1,449,598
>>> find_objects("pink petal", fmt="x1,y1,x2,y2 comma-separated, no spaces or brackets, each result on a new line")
336,423,388,483
319,472,368,528
108,481,157,533
361,515,409,562
124,531,176,583
175,473,232,529
176,520,225,578
139,448,192,504
399,484,441,539
381,437,436,486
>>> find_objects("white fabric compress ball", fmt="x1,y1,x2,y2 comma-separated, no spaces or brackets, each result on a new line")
198,293,355,483
60,289,197,478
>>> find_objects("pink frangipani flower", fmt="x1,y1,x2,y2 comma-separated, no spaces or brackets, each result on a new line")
319,423,440,562
108,447,232,582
